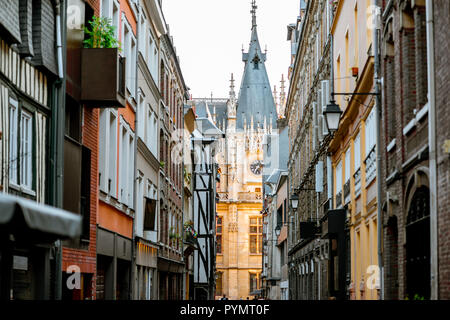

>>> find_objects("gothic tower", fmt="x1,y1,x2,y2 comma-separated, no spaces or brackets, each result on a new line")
214,0,277,300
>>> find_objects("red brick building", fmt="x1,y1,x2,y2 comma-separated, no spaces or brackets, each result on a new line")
433,0,450,300
380,0,449,300
62,0,100,300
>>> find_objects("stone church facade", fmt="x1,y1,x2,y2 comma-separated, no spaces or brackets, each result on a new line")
192,2,277,300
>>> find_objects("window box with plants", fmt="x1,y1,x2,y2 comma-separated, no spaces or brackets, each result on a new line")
183,220,198,247
81,16,126,108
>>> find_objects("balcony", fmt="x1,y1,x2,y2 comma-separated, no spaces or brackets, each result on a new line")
218,192,229,201
81,48,126,108
238,192,262,201
299,220,320,240
343,180,351,204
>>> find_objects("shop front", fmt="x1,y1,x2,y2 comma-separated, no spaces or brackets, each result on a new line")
135,239,158,300
0,193,82,300
96,226,132,300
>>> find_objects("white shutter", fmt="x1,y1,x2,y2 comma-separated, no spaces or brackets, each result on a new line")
321,80,330,111
320,115,329,137
354,133,361,171
312,102,317,151
336,161,343,194
327,156,332,200
345,148,351,182
99,110,108,192
316,161,324,193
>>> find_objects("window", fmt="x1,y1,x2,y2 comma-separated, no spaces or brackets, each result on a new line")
249,217,263,254
123,18,136,97
345,148,351,183
99,110,117,195
216,272,223,296
20,111,33,190
138,94,145,140
101,0,120,39
147,32,159,83
216,216,223,254
354,134,361,172
335,160,342,203
249,273,260,294
139,15,147,56
9,98,18,185
365,108,376,156
119,120,134,207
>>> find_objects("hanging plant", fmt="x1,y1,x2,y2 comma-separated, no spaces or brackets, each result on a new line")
83,16,120,49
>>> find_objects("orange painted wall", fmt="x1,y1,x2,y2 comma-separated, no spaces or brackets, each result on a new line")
98,200,133,238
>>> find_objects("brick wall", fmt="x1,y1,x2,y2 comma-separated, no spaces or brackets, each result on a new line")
61,0,100,300
434,0,450,300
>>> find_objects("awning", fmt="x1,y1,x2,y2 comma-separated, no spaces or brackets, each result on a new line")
0,193,82,240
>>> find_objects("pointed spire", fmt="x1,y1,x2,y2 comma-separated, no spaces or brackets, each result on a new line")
279,74,286,117
229,73,235,99
251,0,257,28
273,85,278,110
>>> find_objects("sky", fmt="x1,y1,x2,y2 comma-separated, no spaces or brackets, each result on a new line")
162,0,300,99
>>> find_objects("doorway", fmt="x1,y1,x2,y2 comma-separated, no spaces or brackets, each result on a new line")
405,186,430,300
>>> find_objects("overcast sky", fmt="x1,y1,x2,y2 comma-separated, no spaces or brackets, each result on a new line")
162,0,300,99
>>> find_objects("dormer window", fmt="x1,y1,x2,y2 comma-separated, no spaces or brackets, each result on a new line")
252,54,260,69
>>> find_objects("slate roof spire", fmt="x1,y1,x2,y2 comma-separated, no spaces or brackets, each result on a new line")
236,0,277,130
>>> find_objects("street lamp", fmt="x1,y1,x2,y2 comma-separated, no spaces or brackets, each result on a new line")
275,225,281,238
290,194,299,210
323,100,343,133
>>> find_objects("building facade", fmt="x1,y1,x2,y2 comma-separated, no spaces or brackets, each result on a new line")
132,0,164,300
286,0,334,300
156,31,188,301
380,0,450,300
209,2,277,300
261,119,289,300
0,0,83,300
329,0,380,300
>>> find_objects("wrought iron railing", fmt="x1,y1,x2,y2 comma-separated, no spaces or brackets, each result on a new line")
365,146,377,184
343,180,351,204
335,191,343,208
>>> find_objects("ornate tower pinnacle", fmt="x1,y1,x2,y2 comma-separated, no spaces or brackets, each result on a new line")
251,0,257,28
279,74,286,118
229,73,236,99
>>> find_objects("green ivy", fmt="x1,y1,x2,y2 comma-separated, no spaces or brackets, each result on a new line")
83,16,120,49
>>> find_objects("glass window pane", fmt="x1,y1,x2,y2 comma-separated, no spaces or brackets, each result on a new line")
250,236,257,253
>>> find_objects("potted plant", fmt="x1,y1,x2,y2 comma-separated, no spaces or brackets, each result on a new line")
81,16,126,108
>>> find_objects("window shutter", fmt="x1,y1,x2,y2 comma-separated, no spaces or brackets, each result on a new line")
315,161,324,193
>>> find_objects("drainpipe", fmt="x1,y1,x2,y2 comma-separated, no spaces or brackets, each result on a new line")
425,0,438,300
55,0,64,79
373,0,384,300
52,0,66,300
130,2,141,300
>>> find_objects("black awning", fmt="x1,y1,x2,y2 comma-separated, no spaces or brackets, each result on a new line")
0,193,82,240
